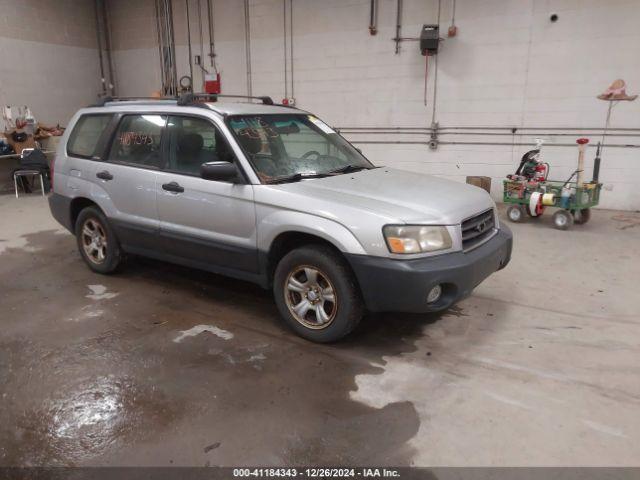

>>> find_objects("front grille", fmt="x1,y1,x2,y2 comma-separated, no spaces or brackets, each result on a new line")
461,209,495,251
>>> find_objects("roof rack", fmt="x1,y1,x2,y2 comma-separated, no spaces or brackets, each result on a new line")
177,93,274,106
91,96,178,107
90,93,276,108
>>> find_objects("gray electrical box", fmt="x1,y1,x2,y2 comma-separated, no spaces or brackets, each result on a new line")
420,24,439,55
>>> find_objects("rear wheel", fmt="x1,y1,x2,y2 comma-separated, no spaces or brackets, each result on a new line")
273,245,363,342
552,209,574,230
75,206,123,274
507,205,525,223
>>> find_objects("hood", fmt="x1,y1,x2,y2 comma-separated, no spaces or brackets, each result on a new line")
266,168,495,224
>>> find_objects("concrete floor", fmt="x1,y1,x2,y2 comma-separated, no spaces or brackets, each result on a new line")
1,195,639,467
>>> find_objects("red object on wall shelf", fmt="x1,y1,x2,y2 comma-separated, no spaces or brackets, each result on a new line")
204,73,221,94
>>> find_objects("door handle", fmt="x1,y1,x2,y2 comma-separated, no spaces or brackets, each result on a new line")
162,181,184,193
96,170,113,181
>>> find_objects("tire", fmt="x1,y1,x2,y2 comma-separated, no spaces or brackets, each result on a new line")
507,205,525,223
552,209,574,230
574,208,591,224
273,245,363,343
75,206,123,274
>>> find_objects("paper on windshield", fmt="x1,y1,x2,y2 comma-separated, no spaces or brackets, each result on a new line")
307,115,336,135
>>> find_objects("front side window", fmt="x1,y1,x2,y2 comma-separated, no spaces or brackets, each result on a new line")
108,114,166,168
227,114,372,183
67,114,112,158
165,116,235,176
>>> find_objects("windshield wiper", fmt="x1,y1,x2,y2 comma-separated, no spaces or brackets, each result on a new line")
266,172,332,184
266,165,374,184
328,164,370,174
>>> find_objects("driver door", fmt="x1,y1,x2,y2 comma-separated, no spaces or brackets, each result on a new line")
156,115,258,273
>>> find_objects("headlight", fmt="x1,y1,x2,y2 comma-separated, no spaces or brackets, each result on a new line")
383,225,452,254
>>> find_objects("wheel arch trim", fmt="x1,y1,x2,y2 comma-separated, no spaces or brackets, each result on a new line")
258,210,368,256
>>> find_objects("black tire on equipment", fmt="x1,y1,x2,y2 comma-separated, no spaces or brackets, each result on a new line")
552,209,574,231
507,205,525,223
574,208,591,224
75,206,124,274
273,245,363,343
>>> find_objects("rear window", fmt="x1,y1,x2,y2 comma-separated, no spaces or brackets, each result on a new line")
67,114,112,158
107,114,166,168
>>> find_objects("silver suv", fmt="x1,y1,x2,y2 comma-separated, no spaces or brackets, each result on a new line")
49,94,512,342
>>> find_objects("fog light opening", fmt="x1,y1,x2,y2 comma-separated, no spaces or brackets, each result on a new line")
427,284,442,304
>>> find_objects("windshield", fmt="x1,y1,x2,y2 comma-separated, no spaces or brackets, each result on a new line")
227,114,373,183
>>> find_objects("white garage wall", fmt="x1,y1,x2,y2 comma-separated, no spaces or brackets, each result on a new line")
107,0,162,97
0,1,102,127
109,0,640,210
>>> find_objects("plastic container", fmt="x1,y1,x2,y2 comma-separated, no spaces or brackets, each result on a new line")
561,186,572,209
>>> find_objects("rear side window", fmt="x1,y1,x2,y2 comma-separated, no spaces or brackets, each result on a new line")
108,114,166,168
67,114,112,158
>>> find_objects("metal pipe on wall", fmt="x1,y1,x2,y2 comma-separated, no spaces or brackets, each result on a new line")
394,0,403,54
442,141,640,148
439,126,640,132
244,0,252,96
168,1,178,93
339,123,640,149
451,0,456,28
283,0,288,100
430,0,441,123
155,0,178,96
94,0,107,96
289,0,294,100
369,0,378,35
100,0,116,95
197,0,205,75
339,126,640,132
154,0,164,90
347,140,640,148
186,0,194,86
207,0,216,70
280,0,294,101
93,0,116,96
340,130,640,137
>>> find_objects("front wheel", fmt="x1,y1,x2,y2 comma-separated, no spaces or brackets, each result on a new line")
552,209,574,230
573,208,591,224
273,245,363,342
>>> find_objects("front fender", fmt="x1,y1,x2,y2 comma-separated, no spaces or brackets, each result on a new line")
257,209,367,255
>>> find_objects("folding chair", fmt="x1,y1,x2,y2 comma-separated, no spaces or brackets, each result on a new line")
13,148,47,198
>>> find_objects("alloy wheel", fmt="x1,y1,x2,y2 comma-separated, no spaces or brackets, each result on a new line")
81,218,108,264
284,266,338,330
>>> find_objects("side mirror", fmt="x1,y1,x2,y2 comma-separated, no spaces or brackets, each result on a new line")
200,161,240,182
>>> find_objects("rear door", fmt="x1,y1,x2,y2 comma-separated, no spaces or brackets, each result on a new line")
155,115,258,273
96,114,166,252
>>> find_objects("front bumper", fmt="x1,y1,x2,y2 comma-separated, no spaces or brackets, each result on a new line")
345,225,512,313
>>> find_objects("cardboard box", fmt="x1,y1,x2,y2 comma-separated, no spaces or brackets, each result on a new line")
466,176,492,193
